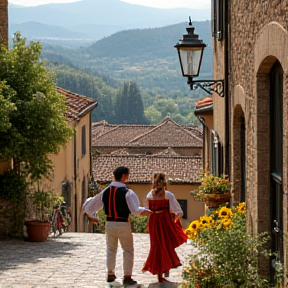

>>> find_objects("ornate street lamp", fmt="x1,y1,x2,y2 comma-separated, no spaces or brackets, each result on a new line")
174,17,224,97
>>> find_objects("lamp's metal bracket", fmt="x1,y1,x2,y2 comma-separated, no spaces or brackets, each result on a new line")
188,79,224,97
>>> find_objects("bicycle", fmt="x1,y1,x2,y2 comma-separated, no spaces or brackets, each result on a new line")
50,202,72,237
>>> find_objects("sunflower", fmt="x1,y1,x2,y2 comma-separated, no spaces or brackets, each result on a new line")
199,215,214,228
188,220,201,232
221,218,232,229
185,220,201,238
237,202,246,214
218,207,233,218
185,228,198,240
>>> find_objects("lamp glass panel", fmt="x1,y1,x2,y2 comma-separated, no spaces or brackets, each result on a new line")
179,48,202,76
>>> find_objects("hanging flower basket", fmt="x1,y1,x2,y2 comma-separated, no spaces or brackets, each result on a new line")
191,171,231,208
201,192,231,208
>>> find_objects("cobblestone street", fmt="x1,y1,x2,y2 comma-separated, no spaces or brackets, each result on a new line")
0,233,197,288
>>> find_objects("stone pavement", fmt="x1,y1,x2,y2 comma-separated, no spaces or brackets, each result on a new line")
0,233,197,288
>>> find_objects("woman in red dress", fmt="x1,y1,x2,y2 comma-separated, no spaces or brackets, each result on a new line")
142,173,188,282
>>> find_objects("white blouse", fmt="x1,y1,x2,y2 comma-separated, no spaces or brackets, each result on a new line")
82,181,148,216
145,190,183,216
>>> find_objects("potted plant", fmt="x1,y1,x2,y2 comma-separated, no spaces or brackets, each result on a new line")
191,170,231,208
25,186,64,242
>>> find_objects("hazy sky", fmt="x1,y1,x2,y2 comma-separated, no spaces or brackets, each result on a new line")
9,0,210,10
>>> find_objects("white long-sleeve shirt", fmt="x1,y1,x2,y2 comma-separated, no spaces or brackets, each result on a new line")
82,181,148,216
145,190,184,216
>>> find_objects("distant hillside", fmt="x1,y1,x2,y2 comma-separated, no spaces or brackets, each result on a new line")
41,21,212,94
83,21,212,67
9,0,210,41
10,21,88,39
38,20,213,125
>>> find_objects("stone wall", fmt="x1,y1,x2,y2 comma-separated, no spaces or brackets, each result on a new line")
0,0,8,47
0,199,25,239
226,0,288,281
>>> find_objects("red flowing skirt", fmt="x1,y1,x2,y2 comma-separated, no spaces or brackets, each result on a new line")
142,199,187,275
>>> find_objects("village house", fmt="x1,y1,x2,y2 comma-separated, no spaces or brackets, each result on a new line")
91,117,205,228
47,87,97,232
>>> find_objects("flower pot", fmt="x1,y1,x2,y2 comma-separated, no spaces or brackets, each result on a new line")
25,220,51,242
201,192,231,208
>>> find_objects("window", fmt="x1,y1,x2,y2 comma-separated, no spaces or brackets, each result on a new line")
211,0,224,41
81,125,86,156
177,199,187,219
211,130,223,176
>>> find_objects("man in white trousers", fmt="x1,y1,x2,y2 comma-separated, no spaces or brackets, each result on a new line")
82,166,151,286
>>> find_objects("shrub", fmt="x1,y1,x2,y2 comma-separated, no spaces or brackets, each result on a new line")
131,214,148,233
183,203,270,288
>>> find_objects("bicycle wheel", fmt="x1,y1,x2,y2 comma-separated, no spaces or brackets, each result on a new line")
51,213,58,236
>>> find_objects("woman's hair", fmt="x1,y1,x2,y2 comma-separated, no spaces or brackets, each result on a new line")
152,173,167,195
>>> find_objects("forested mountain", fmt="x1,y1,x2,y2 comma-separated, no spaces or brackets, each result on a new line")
38,21,212,126
42,21,212,95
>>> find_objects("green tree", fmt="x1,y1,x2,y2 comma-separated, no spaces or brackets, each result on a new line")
127,81,146,124
154,99,179,118
114,81,146,124
0,32,73,181
0,81,16,133
144,106,162,124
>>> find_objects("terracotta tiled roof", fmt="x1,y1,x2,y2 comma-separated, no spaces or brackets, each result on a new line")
154,147,181,157
110,149,130,155
182,125,203,139
92,121,119,138
128,118,202,147
195,97,213,108
57,87,98,122
93,117,202,148
92,123,156,147
92,155,202,184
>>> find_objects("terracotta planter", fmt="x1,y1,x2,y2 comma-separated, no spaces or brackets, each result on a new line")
201,192,231,208
25,220,51,242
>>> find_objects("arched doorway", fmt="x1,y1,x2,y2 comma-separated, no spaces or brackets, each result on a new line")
269,60,283,281
255,56,284,280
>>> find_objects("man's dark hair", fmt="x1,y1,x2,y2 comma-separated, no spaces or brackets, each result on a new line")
113,166,129,181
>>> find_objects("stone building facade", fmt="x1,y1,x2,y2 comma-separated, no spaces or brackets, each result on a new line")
0,0,8,47
209,0,288,283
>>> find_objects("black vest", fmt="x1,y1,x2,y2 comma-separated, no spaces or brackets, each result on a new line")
102,186,131,222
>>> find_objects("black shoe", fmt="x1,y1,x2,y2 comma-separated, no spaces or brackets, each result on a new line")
107,275,116,282
123,278,137,286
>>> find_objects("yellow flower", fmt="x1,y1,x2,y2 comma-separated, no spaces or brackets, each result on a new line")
218,207,232,218
185,220,202,239
237,202,246,214
199,215,214,228
185,228,198,240
188,220,201,232
221,218,232,229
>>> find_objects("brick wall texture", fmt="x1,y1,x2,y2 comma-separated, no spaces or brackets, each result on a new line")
0,0,8,47
213,0,288,281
